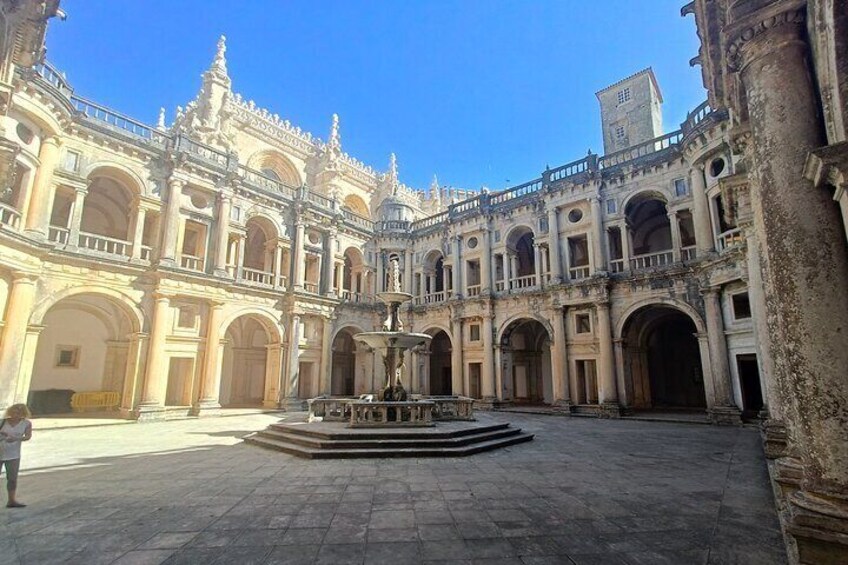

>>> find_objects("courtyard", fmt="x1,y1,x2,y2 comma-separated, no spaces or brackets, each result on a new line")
0,413,786,565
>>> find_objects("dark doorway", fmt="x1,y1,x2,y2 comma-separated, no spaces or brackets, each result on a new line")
429,331,452,395
737,354,763,421
331,329,357,396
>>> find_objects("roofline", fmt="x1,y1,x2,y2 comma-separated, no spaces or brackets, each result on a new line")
595,67,664,103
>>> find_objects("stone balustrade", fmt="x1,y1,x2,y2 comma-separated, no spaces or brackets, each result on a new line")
350,400,435,427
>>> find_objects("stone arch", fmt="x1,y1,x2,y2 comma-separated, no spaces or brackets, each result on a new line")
219,307,283,344
620,188,670,213
419,326,453,395
497,313,554,346
331,325,365,396
498,316,553,404
82,163,147,197
615,297,706,339
343,194,370,218
504,224,536,248
30,286,144,333
618,300,707,410
246,150,302,187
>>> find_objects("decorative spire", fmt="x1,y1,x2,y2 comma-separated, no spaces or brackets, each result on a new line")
430,175,439,196
327,113,341,152
387,153,399,194
205,35,230,84
156,107,166,131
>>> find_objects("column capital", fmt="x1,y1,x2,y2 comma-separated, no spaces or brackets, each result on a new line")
11,271,38,284
700,285,722,296
206,299,225,309
594,300,610,311
724,0,806,72
152,292,173,303
167,177,187,189
41,135,63,148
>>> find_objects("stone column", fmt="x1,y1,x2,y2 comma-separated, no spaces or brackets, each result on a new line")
324,229,337,297
319,317,333,394
130,205,148,261
0,273,38,409
690,164,714,254
481,313,496,404
66,185,88,249
590,197,605,272
550,305,571,409
212,191,232,277
668,210,682,262
283,315,302,410
195,302,224,415
480,227,492,294
292,221,306,290
263,344,285,408
119,332,147,418
158,179,184,265
533,243,542,285
548,207,562,283
730,3,848,507
451,236,462,297
451,316,463,395
274,244,285,287
441,264,450,296
138,294,170,418
23,136,61,237
595,301,618,414
403,248,412,295
620,220,632,271
702,287,739,423
509,254,518,286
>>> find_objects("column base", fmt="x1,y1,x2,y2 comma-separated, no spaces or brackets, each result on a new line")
474,396,499,411
762,418,791,459
787,490,848,564
262,399,280,409
551,399,572,414
23,228,47,241
775,456,806,499
134,403,167,421
213,268,233,278
597,402,622,418
281,397,307,412
157,258,178,268
709,405,742,425
190,401,222,417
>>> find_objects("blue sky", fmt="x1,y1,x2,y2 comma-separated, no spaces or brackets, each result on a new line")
46,1,705,192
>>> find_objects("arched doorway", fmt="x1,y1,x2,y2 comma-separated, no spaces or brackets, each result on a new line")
500,319,552,404
621,305,706,410
29,293,138,414
331,327,359,396
220,316,273,407
624,193,673,268
341,247,366,301
428,330,452,395
422,250,446,300
504,226,537,289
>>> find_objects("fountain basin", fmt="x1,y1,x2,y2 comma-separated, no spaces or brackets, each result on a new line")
354,332,431,351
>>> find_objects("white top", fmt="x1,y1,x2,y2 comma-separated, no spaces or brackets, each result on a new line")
0,419,29,461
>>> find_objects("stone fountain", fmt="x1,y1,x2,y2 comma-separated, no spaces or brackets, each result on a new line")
353,257,431,403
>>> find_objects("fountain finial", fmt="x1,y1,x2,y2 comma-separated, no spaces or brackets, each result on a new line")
390,257,401,292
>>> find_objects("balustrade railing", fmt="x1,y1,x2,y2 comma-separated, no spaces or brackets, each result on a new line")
140,245,153,261
684,101,712,131
718,228,744,251
378,220,412,231
304,281,319,294
307,190,333,209
48,225,69,244
510,274,537,290
342,208,374,230
448,195,482,216
78,232,130,256
411,211,448,232
239,166,298,199
609,259,625,273
71,96,169,144
495,280,506,292
34,62,72,95
630,250,674,270
489,178,543,206
241,266,275,286
549,156,590,182
569,266,590,280
0,203,21,230
173,134,230,167
681,246,697,261
349,400,435,427
466,284,481,297
277,275,288,289
180,254,205,271
599,131,683,169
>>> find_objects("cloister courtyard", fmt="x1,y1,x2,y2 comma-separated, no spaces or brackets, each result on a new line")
0,412,786,565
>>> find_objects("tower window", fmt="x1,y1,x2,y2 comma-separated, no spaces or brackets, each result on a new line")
617,87,631,104
674,179,688,197
606,200,617,214
732,293,752,320
615,126,626,141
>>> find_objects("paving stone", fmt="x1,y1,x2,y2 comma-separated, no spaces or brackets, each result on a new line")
315,542,366,564
365,541,422,564
264,544,321,565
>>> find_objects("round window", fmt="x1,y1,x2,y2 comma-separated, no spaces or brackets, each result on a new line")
190,193,209,209
16,123,34,145
709,157,726,178
467,237,478,249
567,209,583,223
308,232,320,245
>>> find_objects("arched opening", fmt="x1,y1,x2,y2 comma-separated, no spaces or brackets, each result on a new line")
342,247,365,301
0,162,32,227
29,293,138,415
241,216,285,286
500,319,552,404
79,174,136,255
624,193,672,267
428,330,452,395
247,150,301,188
621,305,706,410
331,327,360,396
220,316,273,407
504,226,536,289
343,194,370,218
421,250,445,300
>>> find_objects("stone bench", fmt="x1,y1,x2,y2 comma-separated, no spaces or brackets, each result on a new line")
70,391,120,413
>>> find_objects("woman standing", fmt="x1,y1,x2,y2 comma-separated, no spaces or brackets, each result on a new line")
0,404,32,508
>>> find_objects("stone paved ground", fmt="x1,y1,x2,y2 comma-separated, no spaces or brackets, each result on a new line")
0,412,787,565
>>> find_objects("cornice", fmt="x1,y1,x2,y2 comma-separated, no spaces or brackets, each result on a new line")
724,0,807,71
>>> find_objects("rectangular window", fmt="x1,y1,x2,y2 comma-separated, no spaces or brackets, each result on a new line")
674,178,688,197
615,126,626,140
606,199,616,214
732,293,752,320
55,346,80,368
62,150,81,172
177,306,197,329
230,206,241,222
575,313,592,334
469,324,481,342
617,87,631,104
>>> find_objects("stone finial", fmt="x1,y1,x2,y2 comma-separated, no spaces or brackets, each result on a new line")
327,113,341,151
156,107,166,130
205,35,230,83
387,153,399,194
430,175,439,197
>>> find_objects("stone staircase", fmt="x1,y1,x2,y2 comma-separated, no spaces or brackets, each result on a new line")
244,420,534,459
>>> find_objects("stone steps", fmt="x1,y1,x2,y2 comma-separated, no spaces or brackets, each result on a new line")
244,422,534,459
